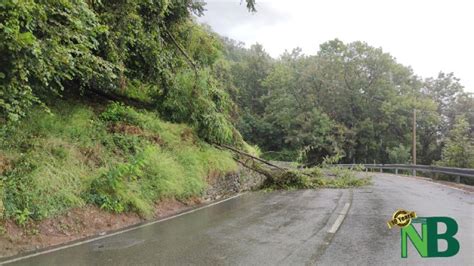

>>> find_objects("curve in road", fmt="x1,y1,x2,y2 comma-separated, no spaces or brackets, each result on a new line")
2,173,473,265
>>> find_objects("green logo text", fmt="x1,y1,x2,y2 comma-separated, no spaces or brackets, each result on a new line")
401,217,459,258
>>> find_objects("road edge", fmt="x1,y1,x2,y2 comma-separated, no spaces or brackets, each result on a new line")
0,193,247,265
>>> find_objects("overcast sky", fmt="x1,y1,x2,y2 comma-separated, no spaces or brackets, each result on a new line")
197,0,474,92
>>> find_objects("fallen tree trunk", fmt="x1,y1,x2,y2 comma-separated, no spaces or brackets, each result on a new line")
216,144,314,189
217,144,286,170
234,158,275,180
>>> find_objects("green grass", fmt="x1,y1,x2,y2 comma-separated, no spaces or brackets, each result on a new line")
242,142,261,157
0,101,237,224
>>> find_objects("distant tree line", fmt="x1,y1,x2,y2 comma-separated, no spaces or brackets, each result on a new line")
221,38,473,167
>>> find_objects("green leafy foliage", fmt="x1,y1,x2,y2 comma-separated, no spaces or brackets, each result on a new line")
0,0,241,146
223,38,472,166
0,0,116,121
387,144,412,164
1,0,472,228
158,69,236,144
262,166,371,190
0,101,237,222
437,116,474,168
100,102,145,125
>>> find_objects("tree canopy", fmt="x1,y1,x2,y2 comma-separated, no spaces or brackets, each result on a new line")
0,0,256,145
1,0,472,167
222,38,473,165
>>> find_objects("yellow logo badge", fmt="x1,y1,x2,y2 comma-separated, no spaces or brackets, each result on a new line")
387,209,417,229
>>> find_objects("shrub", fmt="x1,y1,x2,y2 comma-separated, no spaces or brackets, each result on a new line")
100,102,145,125
387,144,411,164
437,116,474,168
0,0,116,121
159,69,236,144
0,1,239,147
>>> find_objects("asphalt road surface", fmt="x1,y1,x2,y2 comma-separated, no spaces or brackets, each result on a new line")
3,173,473,265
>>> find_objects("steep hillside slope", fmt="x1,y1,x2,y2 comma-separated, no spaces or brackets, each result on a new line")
0,100,239,224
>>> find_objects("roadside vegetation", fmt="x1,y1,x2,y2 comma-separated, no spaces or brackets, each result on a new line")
261,166,371,190
0,101,237,225
234,154,371,190
0,0,471,233
1,0,251,227
224,40,473,167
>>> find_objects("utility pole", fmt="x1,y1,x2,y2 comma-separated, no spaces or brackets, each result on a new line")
412,108,416,176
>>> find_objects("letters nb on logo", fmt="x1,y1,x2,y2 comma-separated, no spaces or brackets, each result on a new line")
401,217,459,258
388,210,460,258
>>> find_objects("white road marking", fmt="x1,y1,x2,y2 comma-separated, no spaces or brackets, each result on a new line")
328,202,351,234
0,193,247,265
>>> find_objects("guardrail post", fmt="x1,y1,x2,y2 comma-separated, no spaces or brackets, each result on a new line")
380,168,383,173
455,176,461,183
395,168,398,175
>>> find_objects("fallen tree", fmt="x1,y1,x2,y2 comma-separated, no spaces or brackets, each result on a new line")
216,144,372,190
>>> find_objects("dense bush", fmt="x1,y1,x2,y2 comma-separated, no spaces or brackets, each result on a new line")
1,0,239,145
437,116,474,168
0,0,115,121
387,144,411,164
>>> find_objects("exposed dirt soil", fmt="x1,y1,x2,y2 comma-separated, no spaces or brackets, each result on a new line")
108,123,164,145
0,154,11,175
108,123,143,135
0,198,196,258
78,145,105,167
180,128,197,144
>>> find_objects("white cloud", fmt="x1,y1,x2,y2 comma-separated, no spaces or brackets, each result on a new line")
198,0,474,92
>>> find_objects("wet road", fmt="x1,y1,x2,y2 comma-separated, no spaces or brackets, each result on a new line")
3,173,474,265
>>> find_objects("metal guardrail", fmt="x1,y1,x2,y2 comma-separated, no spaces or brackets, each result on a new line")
335,164,474,183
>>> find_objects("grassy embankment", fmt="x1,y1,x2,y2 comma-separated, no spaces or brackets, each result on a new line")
0,101,237,226
0,99,370,231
